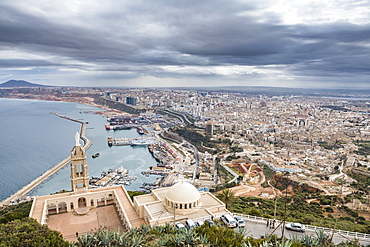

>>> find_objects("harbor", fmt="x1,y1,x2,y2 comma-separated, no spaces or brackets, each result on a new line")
89,166,137,188
0,101,184,205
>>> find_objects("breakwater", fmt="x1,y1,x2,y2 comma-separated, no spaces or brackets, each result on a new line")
0,113,91,207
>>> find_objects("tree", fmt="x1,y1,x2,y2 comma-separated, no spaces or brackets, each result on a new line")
218,189,236,209
0,217,69,247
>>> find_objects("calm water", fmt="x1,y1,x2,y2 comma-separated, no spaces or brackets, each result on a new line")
0,98,157,201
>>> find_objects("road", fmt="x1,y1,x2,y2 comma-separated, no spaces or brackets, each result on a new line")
241,216,370,246
187,142,199,182
219,158,239,183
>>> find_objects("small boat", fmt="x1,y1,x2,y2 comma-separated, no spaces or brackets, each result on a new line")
137,127,145,135
92,153,100,158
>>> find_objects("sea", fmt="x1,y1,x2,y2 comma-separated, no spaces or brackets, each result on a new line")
0,98,158,201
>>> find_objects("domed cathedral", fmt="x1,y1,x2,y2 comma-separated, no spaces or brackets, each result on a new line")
133,179,229,226
70,132,89,191
164,180,202,215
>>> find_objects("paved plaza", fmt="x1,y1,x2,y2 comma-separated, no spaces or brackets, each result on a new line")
47,205,122,242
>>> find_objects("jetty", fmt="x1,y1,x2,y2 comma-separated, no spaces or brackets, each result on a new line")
0,113,92,207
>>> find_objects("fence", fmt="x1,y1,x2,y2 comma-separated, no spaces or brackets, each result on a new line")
234,213,370,240
192,212,370,240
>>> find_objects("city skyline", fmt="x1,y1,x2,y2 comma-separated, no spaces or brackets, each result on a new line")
1,0,370,88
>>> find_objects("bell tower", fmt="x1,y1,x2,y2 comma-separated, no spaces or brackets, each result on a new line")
70,132,89,191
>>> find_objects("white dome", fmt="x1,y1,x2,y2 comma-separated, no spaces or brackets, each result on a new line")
165,181,200,203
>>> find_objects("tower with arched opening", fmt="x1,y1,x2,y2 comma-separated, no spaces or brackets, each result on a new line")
70,132,89,191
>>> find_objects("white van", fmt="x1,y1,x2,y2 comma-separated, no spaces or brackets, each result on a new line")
221,214,237,228
185,219,196,229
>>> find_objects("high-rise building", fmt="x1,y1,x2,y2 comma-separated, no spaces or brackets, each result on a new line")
126,97,137,106
206,122,213,136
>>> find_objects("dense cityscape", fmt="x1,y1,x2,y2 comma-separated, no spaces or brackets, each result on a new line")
1,83,370,246
2,0,370,245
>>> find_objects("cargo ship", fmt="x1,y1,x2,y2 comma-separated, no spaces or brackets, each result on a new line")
131,139,155,146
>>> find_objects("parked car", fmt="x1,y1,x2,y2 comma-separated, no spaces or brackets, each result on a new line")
220,214,237,228
185,219,196,229
234,216,245,227
285,222,305,232
205,219,216,227
175,222,185,229
196,220,204,227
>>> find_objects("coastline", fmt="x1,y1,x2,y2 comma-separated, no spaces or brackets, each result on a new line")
0,95,129,117
0,97,160,203
0,114,92,207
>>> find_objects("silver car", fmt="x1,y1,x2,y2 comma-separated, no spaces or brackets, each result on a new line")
285,222,305,232
234,216,245,227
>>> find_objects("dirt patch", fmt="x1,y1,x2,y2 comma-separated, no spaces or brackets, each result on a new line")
230,184,280,198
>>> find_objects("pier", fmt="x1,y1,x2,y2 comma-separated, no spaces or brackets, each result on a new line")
0,113,92,207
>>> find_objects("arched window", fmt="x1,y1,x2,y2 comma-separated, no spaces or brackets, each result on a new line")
47,203,57,214
78,197,87,208
189,203,192,208
58,202,67,213
180,204,182,209
70,202,74,210
91,199,94,206
184,204,187,209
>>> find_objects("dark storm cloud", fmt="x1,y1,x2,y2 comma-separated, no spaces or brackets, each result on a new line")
0,58,57,68
0,0,370,87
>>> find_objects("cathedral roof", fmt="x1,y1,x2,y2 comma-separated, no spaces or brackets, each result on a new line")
165,180,200,203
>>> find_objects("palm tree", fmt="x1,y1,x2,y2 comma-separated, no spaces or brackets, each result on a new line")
301,234,318,247
315,229,330,246
183,229,198,246
198,234,209,246
218,189,235,208
130,234,145,247
278,239,293,247
76,233,95,247
117,232,130,247
168,234,184,247
97,230,115,247
156,236,170,246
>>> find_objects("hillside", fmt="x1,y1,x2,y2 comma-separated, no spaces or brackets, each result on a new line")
0,80,48,87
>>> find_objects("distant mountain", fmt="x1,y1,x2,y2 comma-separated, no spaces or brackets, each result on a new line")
0,80,49,87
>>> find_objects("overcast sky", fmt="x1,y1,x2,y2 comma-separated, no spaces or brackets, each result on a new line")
1,0,370,88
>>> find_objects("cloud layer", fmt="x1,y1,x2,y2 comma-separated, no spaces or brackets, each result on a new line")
1,0,370,88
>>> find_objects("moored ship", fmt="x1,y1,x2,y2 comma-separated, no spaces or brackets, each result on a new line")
108,137,113,146
131,139,155,146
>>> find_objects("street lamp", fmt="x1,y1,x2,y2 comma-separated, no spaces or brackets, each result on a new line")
274,195,278,220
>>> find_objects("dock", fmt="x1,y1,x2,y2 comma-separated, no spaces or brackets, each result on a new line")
0,113,92,207
108,136,156,146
